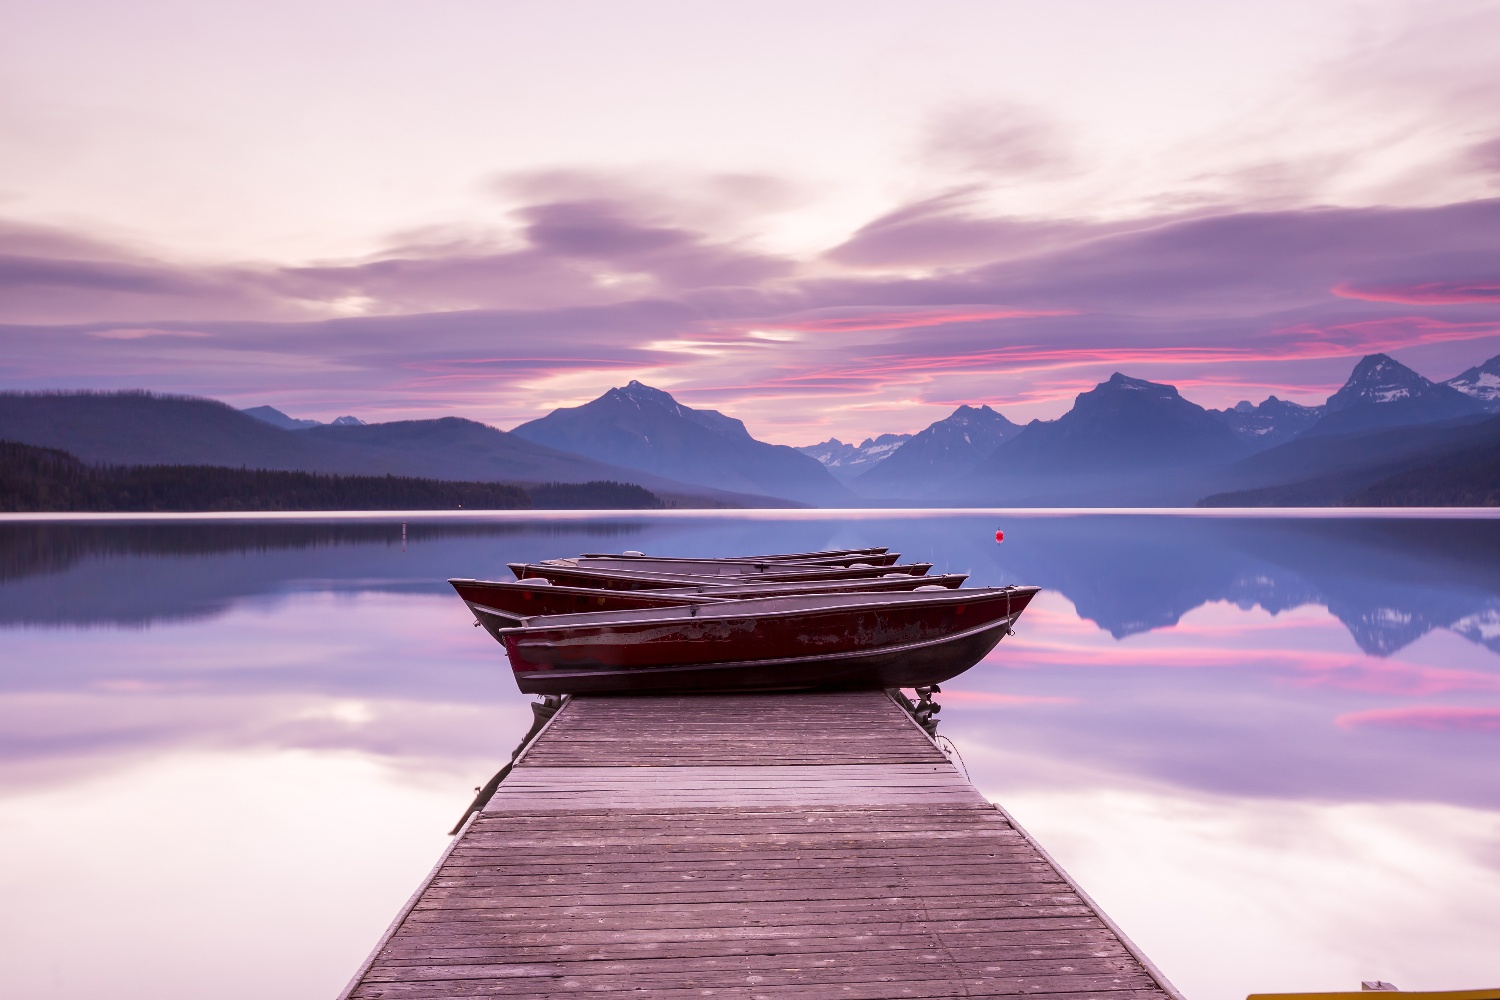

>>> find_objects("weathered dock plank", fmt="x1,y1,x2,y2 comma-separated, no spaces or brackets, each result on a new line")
340,691,1180,1000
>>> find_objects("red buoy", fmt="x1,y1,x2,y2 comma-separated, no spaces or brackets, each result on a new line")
994,529,1005,543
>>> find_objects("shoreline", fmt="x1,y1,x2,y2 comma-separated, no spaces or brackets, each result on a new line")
3,505,1499,523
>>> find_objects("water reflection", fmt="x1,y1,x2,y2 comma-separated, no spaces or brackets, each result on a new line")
6,516,1499,656
0,520,647,627
1,513,1498,1000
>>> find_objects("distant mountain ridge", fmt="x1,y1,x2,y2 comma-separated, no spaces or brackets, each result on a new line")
931,374,1249,505
1201,415,1500,506
796,350,1500,506
243,405,366,429
1446,354,1500,410
986,374,1248,474
512,381,852,505
854,404,1021,499
1191,355,1498,505
9,348,1500,510
243,405,321,430
1210,396,1323,449
0,391,790,507
0,439,675,512
1305,353,1483,436
796,434,911,483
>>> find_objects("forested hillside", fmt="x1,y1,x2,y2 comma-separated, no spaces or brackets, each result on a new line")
0,441,664,512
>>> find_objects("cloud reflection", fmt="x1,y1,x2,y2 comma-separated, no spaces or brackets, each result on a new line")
1336,705,1500,732
3,512,1500,1000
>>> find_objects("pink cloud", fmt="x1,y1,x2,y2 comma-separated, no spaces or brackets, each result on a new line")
1284,661,1500,698
1335,705,1500,732
1271,315,1500,352
701,315,1500,402
1332,281,1500,305
939,690,1079,706
746,306,1075,335
1002,641,1500,697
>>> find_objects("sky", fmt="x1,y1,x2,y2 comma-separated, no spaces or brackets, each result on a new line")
2,0,1499,444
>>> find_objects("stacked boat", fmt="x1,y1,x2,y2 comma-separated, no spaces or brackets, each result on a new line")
450,547,1038,695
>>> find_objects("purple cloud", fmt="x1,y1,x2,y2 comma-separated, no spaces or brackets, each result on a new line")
3,186,1500,437
921,102,1074,178
520,201,693,258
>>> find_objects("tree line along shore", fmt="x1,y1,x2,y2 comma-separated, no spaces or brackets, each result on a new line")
0,441,664,512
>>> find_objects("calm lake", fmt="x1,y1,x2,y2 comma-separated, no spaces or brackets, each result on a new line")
1,510,1498,999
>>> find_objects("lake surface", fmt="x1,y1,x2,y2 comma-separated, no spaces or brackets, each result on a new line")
1,510,1498,999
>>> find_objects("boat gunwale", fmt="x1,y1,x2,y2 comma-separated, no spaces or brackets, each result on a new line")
576,546,890,562
650,572,969,596
573,552,900,568
449,572,971,599
497,584,1039,633
508,561,937,586
504,608,1023,682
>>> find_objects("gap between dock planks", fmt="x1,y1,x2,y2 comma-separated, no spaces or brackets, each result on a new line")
340,690,1182,1000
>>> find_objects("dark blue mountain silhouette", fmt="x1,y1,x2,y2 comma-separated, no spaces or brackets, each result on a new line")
1305,353,1483,436
854,404,1021,499
1202,415,1500,506
242,404,322,429
511,381,852,505
950,373,1247,504
1211,396,1323,449
0,391,774,504
1445,352,1500,411
987,374,1248,474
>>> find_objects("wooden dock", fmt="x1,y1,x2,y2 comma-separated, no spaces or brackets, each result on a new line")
340,691,1181,999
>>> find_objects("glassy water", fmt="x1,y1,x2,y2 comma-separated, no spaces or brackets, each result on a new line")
1,511,1497,1000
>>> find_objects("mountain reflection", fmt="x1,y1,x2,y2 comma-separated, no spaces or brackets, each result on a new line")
4,514,1498,657
992,516,1500,656
0,519,648,627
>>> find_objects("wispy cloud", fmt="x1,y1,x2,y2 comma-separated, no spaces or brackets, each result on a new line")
1333,281,1500,305
87,327,212,341
939,689,1079,707
1336,706,1500,733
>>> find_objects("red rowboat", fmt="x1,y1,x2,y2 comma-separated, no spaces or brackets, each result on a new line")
574,552,902,571
508,559,935,591
450,572,971,637
577,546,889,563
496,586,1039,695
452,580,721,638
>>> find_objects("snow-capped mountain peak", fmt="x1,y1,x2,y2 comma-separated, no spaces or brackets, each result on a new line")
1212,395,1322,449
796,433,912,481
1445,353,1500,411
1305,353,1484,435
1324,354,1431,411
